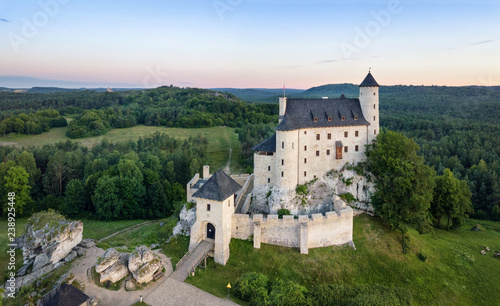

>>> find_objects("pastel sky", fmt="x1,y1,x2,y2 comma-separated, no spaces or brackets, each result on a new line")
0,0,498,88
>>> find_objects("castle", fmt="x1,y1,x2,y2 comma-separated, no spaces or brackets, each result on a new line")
253,71,380,189
186,72,379,265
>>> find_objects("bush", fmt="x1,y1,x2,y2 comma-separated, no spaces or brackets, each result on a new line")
339,192,356,204
418,251,428,262
235,272,269,305
295,184,308,196
278,209,291,219
471,224,485,231
268,279,308,306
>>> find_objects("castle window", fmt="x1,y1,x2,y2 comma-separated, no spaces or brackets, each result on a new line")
344,131,348,138
374,130,377,135
228,199,230,207
281,171,284,177
292,143,294,149
344,146,349,153
328,133,331,140
304,131,307,135
304,171,307,177
328,117,332,122
341,116,346,121
281,159,284,166
316,134,320,140
327,149,330,155
304,158,307,164
355,131,359,137
355,145,359,152
282,142,284,149
304,145,307,151
268,178,270,183
268,166,271,171
207,204,211,212
373,116,376,121
373,92,376,96
373,104,376,109
316,150,320,156
354,116,358,120
314,117,318,122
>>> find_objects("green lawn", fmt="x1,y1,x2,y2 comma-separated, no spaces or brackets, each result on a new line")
0,125,243,173
182,215,500,305
82,219,149,240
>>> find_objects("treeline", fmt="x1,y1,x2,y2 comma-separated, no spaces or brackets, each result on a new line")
0,86,278,139
0,109,67,136
0,132,207,220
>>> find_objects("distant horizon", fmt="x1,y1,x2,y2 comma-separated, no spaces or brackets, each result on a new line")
1,74,499,91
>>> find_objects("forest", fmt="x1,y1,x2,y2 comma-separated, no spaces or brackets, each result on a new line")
1,84,499,221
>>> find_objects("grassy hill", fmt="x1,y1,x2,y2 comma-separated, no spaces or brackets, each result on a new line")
163,214,500,305
0,125,244,173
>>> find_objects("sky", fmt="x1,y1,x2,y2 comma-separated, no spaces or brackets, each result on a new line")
0,0,499,89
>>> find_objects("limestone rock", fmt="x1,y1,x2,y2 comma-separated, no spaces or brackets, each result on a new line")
64,251,77,262
80,239,96,249
132,254,162,284
99,253,129,284
21,211,83,265
128,245,154,273
95,248,120,273
33,253,50,271
88,296,99,306
54,262,65,269
125,279,136,291
17,263,30,277
75,247,86,256
172,206,196,237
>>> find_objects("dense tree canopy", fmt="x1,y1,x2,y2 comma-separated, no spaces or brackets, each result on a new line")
367,130,435,238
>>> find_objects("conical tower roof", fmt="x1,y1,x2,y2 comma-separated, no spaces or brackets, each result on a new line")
192,170,241,202
359,71,379,87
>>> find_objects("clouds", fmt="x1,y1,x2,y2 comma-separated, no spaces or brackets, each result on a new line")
470,39,495,46
0,18,11,22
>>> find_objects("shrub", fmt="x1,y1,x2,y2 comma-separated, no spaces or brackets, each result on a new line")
471,224,484,231
268,279,308,306
235,272,269,305
339,192,356,204
418,251,428,262
278,209,291,219
295,184,308,196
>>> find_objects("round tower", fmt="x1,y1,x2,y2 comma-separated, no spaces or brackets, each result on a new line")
359,71,380,143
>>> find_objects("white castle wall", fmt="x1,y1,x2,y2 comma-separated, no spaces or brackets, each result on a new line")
359,86,379,143
275,130,300,189
231,198,353,253
254,153,276,187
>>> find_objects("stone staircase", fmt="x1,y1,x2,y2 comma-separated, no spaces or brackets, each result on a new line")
171,240,214,282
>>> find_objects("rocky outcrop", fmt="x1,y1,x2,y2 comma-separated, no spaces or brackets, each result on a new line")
172,206,196,237
99,253,129,283
131,255,162,284
95,245,163,285
79,239,96,249
21,211,83,268
250,165,375,215
128,245,154,272
95,248,120,273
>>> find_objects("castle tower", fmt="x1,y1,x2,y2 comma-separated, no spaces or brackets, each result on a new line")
279,97,287,123
189,170,241,265
359,71,380,143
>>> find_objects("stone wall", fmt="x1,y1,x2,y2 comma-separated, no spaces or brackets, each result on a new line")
231,199,353,253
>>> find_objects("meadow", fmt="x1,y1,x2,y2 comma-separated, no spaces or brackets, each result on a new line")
160,214,500,305
0,125,244,173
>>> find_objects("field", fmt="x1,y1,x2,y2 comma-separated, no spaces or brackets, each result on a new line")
0,125,244,173
173,214,500,305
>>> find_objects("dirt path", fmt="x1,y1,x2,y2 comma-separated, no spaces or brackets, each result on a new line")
223,148,232,173
97,220,157,243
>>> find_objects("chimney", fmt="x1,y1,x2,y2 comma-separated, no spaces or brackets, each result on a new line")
279,97,287,123
203,165,210,179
